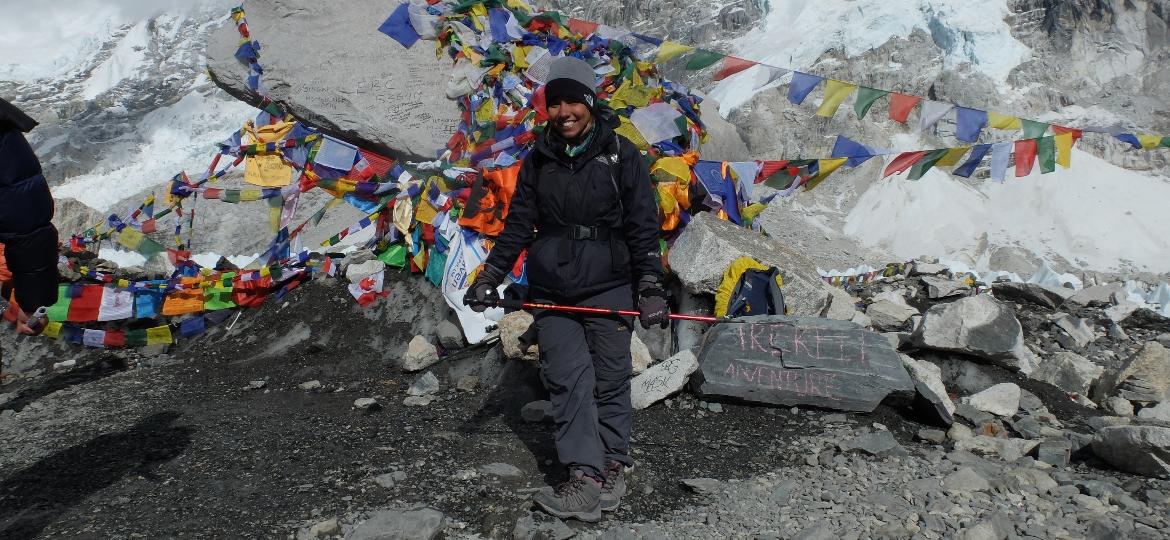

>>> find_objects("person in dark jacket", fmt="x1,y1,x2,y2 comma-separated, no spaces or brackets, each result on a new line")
0,97,59,340
465,57,668,522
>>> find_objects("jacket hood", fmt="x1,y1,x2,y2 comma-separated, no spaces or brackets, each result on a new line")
0,97,38,133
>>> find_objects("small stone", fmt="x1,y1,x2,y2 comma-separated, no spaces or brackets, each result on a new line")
52,360,77,371
406,371,440,397
455,375,479,392
1103,396,1135,417
630,332,654,375
942,467,991,493
246,380,267,390
707,403,723,413
401,335,441,372
631,350,699,409
1031,351,1103,396
917,429,947,444
1052,313,1096,350
436,319,465,351
298,380,323,391
373,473,397,489
308,517,340,538
838,431,905,456
1036,438,1072,467
403,395,435,407
521,400,554,423
964,383,1021,417
1137,402,1170,422
921,275,970,299
354,397,381,411
499,311,539,362
681,478,722,495
948,424,974,441
477,462,523,477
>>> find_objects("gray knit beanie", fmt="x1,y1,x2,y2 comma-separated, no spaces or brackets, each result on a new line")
544,56,597,109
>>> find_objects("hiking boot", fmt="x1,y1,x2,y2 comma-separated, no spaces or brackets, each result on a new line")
600,460,627,512
533,469,602,522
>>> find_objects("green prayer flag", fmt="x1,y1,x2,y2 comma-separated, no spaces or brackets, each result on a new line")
204,272,236,311
223,190,241,204
46,285,71,322
125,329,147,348
684,49,723,71
908,149,950,181
137,237,166,259
1021,119,1049,139
853,87,889,119
378,244,408,268
1037,136,1056,174
674,115,690,138
1162,136,1170,148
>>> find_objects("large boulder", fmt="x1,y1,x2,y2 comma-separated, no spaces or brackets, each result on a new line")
1094,342,1170,404
991,281,1070,310
1067,284,1124,309
1091,425,1170,479
1031,351,1103,396
912,295,1036,373
205,0,459,159
667,212,828,316
865,290,919,331
901,355,956,426
694,316,914,412
498,311,539,363
963,383,1021,417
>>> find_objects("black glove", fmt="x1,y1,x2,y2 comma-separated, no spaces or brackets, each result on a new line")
636,275,669,329
463,264,505,313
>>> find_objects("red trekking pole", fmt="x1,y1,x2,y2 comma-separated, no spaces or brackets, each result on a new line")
488,298,719,323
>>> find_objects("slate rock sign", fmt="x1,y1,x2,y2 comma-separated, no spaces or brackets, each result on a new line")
695,316,915,412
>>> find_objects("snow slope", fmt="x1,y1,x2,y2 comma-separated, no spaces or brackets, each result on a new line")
843,147,1170,273
708,0,1031,116
52,83,255,211
81,20,152,100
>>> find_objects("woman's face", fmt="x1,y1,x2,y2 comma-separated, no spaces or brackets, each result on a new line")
547,96,593,140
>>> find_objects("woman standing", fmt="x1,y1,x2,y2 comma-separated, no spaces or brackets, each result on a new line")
465,57,668,521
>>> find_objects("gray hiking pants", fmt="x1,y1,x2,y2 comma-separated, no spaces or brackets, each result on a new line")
534,284,635,479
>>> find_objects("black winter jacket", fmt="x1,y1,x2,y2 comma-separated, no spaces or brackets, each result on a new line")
483,109,663,300
0,109,60,312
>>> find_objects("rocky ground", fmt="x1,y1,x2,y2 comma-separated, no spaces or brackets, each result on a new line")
3,257,1170,539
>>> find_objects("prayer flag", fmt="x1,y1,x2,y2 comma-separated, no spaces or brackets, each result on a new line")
935,147,970,167
348,270,388,307
103,330,125,349
1021,119,1049,139
990,141,1013,182
953,144,991,178
815,80,856,118
1055,132,1073,168
1015,139,1038,177
888,93,920,124
83,329,106,348
804,158,847,191
988,112,1021,130
146,325,173,346
908,149,949,180
125,329,147,348
1037,136,1056,173
831,136,877,168
567,18,598,37
135,289,163,319
787,72,823,105
1138,134,1163,150
684,49,723,71
955,107,988,143
713,57,757,81
853,87,888,119
66,285,103,322
883,152,927,178
97,286,134,321
752,67,789,91
655,41,694,63
918,101,954,132
378,3,422,49
46,285,71,322
180,316,207,338
1114,133,1142,149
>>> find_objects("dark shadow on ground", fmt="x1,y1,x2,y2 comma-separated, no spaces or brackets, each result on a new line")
0,355,129,413
0,411,193,539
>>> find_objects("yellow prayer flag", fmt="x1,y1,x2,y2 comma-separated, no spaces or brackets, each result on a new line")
805,158,848,191
469,4,487,30
936,147,970,167
1138,134,1163,150
118,227,146,251
650,156,693,184
117,279,129,288
655,41,694,64
511,45,530,69
741,203,767,222
988,112,1021,130
260,266,271,277
614,117,649,150
506,0,532,14
475,97,495,124
1055,132,1073,168
146,325,173,345
394,196,414,250
815,81,857,118
43,322,62,339
415,197,439,225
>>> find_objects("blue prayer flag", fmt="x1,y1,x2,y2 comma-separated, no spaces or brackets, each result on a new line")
953,144,991,178
787,72,824,105
489,8,511,44
831,135,876,168
378,3,421,49
693,161,743,225
955,107,989,143
1114,133,1142,149
180,316,206,338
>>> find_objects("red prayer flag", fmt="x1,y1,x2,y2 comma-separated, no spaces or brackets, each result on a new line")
568,18,598,37
1051,125,1083,142
1015,139,1038,177
103,330,126,349
756,160,790,183
67,285,104,322
888,93,921,124
883,151,927,178
141,219,157,234
713,57,757,81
